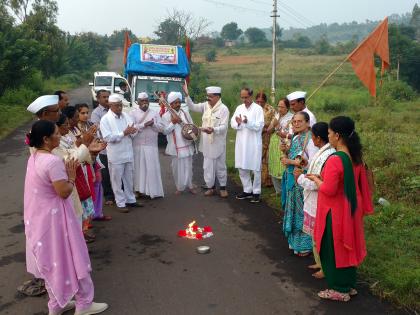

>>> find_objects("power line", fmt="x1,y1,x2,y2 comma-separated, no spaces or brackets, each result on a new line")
246,0,315,28
203,0,269,16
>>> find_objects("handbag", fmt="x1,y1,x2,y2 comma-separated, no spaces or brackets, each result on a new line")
75,166,92,201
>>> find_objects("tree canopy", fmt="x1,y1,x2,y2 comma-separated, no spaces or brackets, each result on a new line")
221,22,242,41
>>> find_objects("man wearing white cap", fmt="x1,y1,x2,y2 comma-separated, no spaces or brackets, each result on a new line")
286,91,317,127
130,92,164,199
100,94,142,212
183,83,230,197
27,94,61,122
161,91,196,194
231,87,265,203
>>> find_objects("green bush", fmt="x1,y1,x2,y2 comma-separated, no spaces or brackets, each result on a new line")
0,87,38,106
380,80,416,101
322,99,348,113
205,49,217,62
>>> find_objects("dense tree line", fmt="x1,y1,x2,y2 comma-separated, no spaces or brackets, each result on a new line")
0,0,108,96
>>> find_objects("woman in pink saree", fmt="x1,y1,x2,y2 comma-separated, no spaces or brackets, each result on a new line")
24,120,108,315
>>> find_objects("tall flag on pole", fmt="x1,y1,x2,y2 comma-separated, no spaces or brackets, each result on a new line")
123,31,132,66
185,37,191,84
348,17,390,97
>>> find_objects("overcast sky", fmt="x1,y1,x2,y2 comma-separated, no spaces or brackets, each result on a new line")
55,0,418,37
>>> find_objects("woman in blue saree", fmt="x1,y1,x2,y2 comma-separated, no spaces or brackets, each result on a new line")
281,111,318,256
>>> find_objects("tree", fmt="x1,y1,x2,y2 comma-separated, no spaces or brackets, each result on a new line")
410,3,420,40
221,22,242,41
314,34,331,54
154,18,185,45
389,24,420,91
245,27,267,44
154,9,210,44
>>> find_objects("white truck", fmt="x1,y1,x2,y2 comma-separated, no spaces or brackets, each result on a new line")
125,43,190,112
88,71,130,108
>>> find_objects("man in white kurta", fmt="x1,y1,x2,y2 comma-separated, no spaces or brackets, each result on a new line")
287,91,316,127
130,92,164,199
100,94,141,212
230,88,265,203
161,92,196,194
183,84,230,197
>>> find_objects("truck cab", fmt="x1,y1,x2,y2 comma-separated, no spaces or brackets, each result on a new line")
125,43,190,113
131,75,187,112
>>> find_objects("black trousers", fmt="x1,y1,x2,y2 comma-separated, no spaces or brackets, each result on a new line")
99,154,114,201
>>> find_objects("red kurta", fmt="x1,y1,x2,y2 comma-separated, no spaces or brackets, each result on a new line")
314,156,374,268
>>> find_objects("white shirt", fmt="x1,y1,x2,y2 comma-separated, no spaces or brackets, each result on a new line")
186,96,230,159
90,104,109,155
230,102,264,171
100,111,134,164
161,109,195,158
130,108,162,147
303,107,317,127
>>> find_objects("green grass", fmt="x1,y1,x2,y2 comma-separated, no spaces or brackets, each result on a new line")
191,46,420,311
0,105,32,139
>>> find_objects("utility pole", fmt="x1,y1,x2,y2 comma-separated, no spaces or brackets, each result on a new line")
270,0,279,104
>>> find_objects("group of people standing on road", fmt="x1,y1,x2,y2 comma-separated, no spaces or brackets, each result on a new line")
21,82,374,314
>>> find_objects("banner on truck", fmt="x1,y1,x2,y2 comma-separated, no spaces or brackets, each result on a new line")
140,44,178,64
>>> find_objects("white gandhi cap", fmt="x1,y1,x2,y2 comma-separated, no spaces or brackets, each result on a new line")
108,94,123,103
286,91,307,101
137,92,148,99
206,86,222,94
27,95,59,114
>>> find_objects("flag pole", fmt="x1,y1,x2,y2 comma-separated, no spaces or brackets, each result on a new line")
306,56,349,101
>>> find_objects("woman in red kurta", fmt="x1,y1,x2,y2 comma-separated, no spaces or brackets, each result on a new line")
307,116,373,302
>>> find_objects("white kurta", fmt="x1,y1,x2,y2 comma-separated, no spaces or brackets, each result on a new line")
230,102,264,171
161,109,195,191
100,111,136,207
185,96,229,159
130,108,164,198
186,96,229,188
100,111,134,164
161,110,195,158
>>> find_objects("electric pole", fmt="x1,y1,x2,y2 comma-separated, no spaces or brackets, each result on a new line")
271,0,279,104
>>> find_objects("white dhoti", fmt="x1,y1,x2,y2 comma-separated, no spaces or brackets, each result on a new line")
133,145,164,198
171,156,193,192
238,168,261,194
108,161,136,207
203,151,227,188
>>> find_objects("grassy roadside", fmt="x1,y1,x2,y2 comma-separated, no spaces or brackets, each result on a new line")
190,46,420,311
0,75,89,140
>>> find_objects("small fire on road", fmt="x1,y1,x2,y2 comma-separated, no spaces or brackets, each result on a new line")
177,220,213,240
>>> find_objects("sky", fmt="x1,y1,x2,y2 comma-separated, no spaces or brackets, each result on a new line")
55,0,418,37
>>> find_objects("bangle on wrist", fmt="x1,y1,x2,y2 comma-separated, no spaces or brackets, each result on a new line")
68,179,75,185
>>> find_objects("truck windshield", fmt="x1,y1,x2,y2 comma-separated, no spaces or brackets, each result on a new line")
135,78,183,102
95,76,112,86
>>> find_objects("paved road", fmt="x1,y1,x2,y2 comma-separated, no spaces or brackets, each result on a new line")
0,56,406,315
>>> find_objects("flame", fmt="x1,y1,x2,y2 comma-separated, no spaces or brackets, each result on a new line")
186,220,197,238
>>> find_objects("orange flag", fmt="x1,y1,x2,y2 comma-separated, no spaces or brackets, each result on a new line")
348,17,390,96
123,31,132,66
185,37,191,84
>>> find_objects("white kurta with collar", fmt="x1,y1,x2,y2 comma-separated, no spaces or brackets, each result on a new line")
100,111,136,207
186,96,229,188
230,102,264,171
161,109,195,191
130,108,164,198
